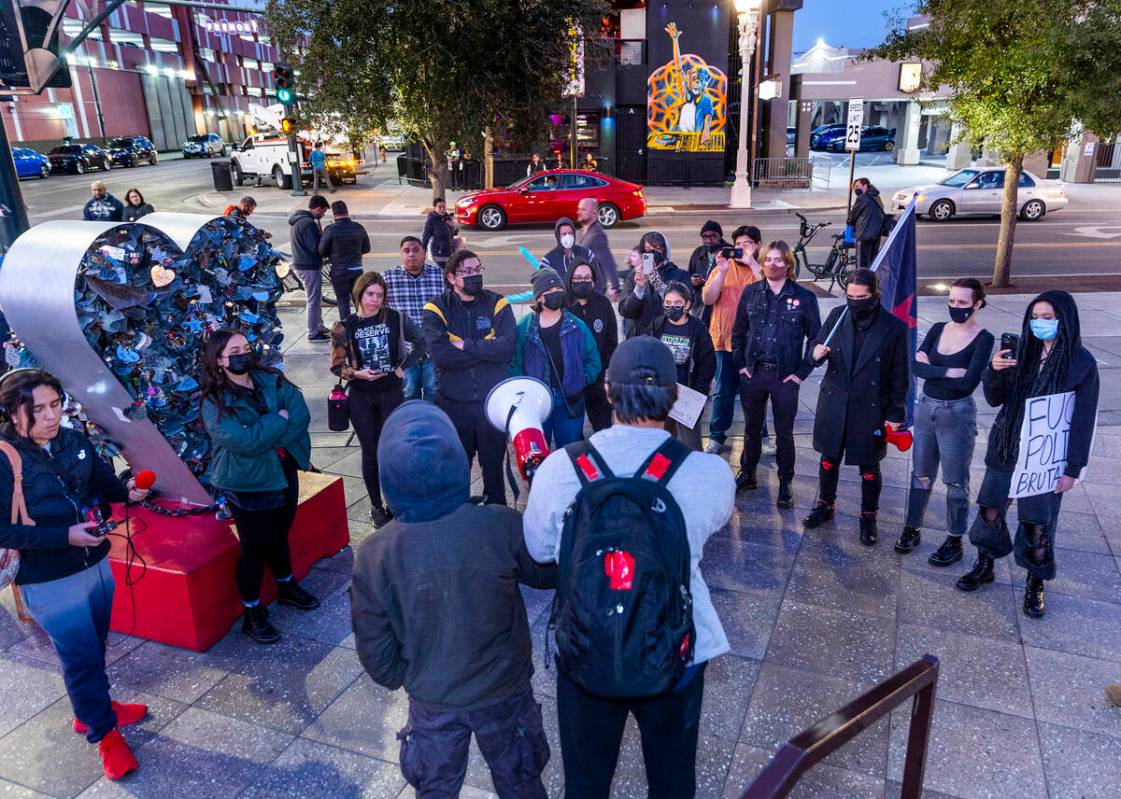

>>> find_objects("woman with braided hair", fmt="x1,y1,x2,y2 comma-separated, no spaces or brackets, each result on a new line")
956,291,1099,618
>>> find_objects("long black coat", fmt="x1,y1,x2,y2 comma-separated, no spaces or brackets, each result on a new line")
810,306,910,464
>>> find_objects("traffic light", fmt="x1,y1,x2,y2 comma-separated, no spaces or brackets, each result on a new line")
275,64,295,106
280,117,296,135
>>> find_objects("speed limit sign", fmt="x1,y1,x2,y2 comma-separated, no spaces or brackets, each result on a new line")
845,99,864,152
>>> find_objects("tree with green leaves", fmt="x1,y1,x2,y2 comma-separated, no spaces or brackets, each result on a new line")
266,0,606,200
872,0,1121,287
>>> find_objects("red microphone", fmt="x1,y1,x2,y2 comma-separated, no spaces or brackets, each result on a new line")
133,469,157,491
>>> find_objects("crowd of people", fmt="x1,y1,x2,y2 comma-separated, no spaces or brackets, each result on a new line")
0,176,1100,793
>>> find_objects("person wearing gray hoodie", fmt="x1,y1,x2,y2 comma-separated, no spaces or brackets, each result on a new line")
539,216,600,285
350,401,556,798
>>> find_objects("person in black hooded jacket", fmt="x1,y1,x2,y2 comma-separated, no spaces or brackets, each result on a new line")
847,177,887,270
618,230,692,338
956,291,1099,619
540,216,600,284
566,259,618,432
350,401,556,797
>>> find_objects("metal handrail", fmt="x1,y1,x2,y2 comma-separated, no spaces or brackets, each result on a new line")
742,655,940,799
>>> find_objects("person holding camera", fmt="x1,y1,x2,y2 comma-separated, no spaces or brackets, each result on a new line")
895,278,993,562
956,291,1098,618
510,268,601,448
804,268,910,545
331,271,427,528
201,330,319,645
731,241,821,506
701,225,760,455
618,231,691,338
0,370,150,780
643,281,716,450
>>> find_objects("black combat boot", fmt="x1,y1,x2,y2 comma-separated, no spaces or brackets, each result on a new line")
776,478,794,509
802,500,835,529
955,554,995,592
894,526,921,553
242,606,281,645
859,512,878,546
735,470,758,492
1023,575,1046,618
277,580,320,611
927,535,963,567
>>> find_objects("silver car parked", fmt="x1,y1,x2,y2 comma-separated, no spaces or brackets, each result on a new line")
892,167,1067,222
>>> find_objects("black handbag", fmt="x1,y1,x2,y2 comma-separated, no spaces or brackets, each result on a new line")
327,383,350,432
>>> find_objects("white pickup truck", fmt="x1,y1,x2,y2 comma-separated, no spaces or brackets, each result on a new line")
229,134,361,190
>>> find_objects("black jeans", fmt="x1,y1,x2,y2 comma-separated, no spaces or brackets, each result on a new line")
739,366,799,479
584,375,612,432
331,268,360,322
818,446,882,514
557,664,706,799
350,386,405,508
229,455,299,603
857,238,881,270
437,396,507,505
398,685,549,799
968,467,1064,580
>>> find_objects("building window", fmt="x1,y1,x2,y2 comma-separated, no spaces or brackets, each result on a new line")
135,2,174,19
109,27,144,47
149,36,179,53
260,62,274,72
199,48,216,62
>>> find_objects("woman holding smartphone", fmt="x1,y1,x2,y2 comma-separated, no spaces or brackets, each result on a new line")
895,278,994,563
956,291,1099,618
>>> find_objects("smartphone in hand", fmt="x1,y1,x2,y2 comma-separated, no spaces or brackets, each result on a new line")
1000,332,1020,359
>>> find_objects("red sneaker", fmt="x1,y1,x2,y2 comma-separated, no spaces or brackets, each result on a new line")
73,701,149,734
97,728,138,781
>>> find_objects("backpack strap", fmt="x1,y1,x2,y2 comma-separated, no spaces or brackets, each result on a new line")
564,440,615,488
0,442,34,527
634,437,691,487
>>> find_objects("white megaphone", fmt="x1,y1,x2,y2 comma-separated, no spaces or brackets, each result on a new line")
485,377,553,482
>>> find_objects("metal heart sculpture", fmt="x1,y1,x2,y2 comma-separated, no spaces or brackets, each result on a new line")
0,213,286,505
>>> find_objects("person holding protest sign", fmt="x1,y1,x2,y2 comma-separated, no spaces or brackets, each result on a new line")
895,279,994,562
956,291,1099,619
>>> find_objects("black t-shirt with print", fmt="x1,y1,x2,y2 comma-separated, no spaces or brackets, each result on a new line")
350,313,401,393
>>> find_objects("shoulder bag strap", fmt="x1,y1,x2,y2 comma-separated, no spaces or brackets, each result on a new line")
564,439,614,488
0,442,33,526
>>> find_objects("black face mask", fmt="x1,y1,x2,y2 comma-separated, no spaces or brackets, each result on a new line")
706,241,721,253
854,187,864,196
461,275,484,296
541,293,566,311
847,296,878,318
571,282,595,299
664,306,686,322
948,305,974,324
226,352,255,375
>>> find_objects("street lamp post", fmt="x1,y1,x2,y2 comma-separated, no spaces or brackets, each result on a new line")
730,0,762,208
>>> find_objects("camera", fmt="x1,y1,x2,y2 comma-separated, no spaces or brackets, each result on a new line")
1000,332,1020,359
721,246,743,260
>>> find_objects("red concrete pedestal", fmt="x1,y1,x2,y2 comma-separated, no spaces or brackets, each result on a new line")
107,471,350,651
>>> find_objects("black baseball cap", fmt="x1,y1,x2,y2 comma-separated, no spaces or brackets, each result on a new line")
607,336,677,387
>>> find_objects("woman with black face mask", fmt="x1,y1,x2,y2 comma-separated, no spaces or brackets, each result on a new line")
200,329,319,644
643,281,716,450
566,260,618,432
510,268,601,448
956,291,1099,619
895,278,994,561
805,268,910,546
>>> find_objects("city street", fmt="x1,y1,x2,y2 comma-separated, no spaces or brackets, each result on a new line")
20,154,1121,294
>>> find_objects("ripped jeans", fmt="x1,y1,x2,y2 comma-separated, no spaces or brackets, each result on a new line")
968,467,1064,580
904,394,977,536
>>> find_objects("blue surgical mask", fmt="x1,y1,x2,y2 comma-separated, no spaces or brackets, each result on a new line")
1029,318,1059,341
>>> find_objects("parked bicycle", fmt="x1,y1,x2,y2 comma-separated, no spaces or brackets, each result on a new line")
277,255,338,307
792,212,854,291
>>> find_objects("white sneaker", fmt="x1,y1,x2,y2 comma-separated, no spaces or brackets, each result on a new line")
704,439,730,455
761,438,777,456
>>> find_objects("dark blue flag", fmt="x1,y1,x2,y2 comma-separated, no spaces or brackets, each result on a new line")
871,197,918,425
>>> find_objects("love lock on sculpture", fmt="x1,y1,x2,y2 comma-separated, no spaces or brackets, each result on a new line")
0,214,350,650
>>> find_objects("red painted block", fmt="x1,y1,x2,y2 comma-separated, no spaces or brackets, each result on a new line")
107,472,350,651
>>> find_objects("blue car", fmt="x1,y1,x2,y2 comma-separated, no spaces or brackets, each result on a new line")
12,147,51,179
824,126,896,153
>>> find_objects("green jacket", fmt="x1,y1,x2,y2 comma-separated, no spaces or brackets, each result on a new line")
202,370,312,492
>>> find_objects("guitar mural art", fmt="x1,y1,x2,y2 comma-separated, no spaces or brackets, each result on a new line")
647,22,728,154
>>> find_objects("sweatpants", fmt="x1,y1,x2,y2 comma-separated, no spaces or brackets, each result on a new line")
349,386,405,508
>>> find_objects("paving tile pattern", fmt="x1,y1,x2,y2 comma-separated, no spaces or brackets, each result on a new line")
2,298,1120,798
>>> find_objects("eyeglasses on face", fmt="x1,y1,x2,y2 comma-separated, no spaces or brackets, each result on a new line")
456,266,485,277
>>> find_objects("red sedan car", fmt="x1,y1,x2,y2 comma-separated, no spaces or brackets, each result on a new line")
455,169,646,231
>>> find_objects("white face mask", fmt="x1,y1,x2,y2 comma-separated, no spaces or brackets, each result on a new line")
560,233,575,249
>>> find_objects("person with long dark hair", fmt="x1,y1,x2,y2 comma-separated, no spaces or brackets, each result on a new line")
200,329,319,644
956,291,1099,618
566,259,618,432
895,278,994,561
122,188,154,222
0,369,150,780
330,271,426,527
804,268,910,545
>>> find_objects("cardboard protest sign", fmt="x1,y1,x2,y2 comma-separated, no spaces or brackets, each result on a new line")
1010,391,1092,498
669,383,706,430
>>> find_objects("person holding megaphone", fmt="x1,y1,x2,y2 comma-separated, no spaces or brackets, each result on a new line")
804,268,910,546
510,267,601,448
0,369,151,781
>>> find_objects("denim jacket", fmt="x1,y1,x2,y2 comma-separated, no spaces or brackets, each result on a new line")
731,280,822,380
511,311,601,405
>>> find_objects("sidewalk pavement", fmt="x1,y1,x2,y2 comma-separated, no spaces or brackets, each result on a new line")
1,294,1119,797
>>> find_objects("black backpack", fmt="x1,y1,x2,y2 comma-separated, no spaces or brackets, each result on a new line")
551,437,695,697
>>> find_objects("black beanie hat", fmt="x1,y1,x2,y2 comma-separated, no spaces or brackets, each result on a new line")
531,267,565,298
700,219,723,237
